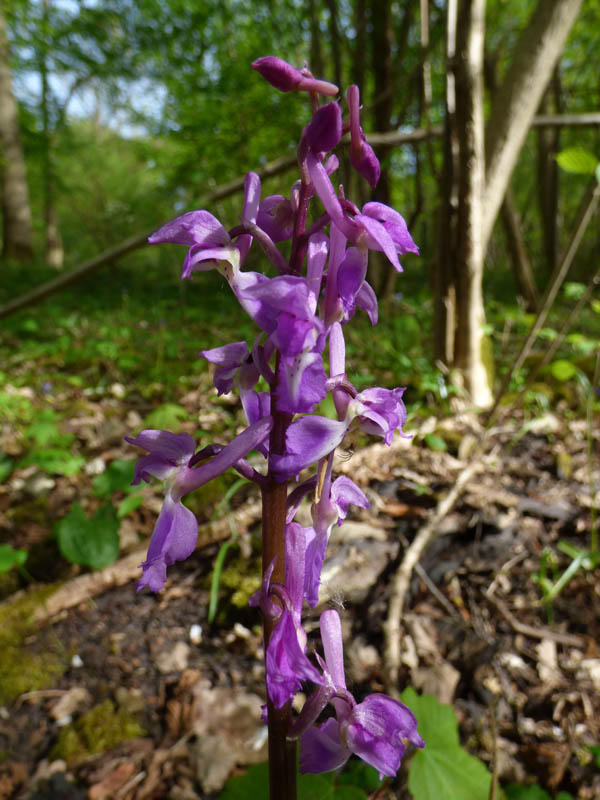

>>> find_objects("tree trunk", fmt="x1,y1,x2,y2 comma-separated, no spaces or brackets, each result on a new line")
482,0,583,253
0,3,34,261
501,185,539,311
453,0,492,407
537,71,561,274
40,0,63,268
434,0,459,366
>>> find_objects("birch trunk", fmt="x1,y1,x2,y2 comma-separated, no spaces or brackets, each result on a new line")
453,0,492,407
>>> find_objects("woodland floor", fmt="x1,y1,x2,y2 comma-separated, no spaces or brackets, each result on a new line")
0,375,599,799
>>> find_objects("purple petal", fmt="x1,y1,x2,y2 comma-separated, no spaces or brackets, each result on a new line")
355,213,401,272
273,416,349,479
137,494,198,592
347,85,380,188
362,202,419,255
266,609,322,708
356,280,378,325
257,195,294,242
182,244,240,278
350,137,381,188
304,102,342,154
331,476,369,521
285,523,307,619
320,609,347,689
343,694,424,778
175,416,273,496
300,718,351,774
277,351,327,415
337,247,368,318
148,210,229,247
306,153,358,241
306,233,328,313
200,341,249,368
125,430,195,484
252,56,304,91
304,527,326,607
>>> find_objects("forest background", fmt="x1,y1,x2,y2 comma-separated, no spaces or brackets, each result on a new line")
0,0,599,798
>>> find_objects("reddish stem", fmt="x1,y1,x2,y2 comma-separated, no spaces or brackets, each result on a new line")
262,377,296,799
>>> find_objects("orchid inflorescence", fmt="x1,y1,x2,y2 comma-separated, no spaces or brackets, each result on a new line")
126,55,423,780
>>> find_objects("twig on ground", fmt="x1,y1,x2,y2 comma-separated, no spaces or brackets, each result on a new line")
383,458,485,693
484,592,584,647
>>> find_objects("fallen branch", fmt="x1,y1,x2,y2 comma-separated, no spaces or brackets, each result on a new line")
383,458,485,693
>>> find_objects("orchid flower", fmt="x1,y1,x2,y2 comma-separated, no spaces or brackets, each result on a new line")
298,610,425,777
126,417,273,591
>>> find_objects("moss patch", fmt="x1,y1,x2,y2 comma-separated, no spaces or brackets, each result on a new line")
50,699,146,765
0,585,66,705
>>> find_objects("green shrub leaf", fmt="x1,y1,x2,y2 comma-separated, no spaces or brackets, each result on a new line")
55,503,120,569
549,359,576,382
556,147,598,175
93,459,136,498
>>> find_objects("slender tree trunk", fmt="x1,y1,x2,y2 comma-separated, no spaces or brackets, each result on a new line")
308,0,324,78
453,0,492,407
482,0,583,253
40,0,63,268
0,3,34,261
501,185,539,311
537,70,561,274
323,0,342,92
434,0,458,365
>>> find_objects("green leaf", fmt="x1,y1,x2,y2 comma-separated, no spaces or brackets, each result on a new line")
504,786,548,799
588,744,600,768
0,544,28,573
218,762,269,799
556,147,599,175
336,759,380,791
549,359,576,382
25,409,74,447
143,403,188,430
55,503,120,570
424,433,447,452
93,459,136,498
117,492,144,518
20,448,85,476
0,455,14,483
298,773,336,799
401,688,491,800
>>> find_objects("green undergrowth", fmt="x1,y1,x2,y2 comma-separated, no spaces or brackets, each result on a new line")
0,584,66,705
49,698,146,765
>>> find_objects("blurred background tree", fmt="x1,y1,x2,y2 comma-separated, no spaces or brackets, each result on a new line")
1,0,598,403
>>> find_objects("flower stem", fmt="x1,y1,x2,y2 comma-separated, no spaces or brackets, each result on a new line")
262,390,296,799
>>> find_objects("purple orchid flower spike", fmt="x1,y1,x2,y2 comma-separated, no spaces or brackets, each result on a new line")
252,56,339,97
299,610,424,777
